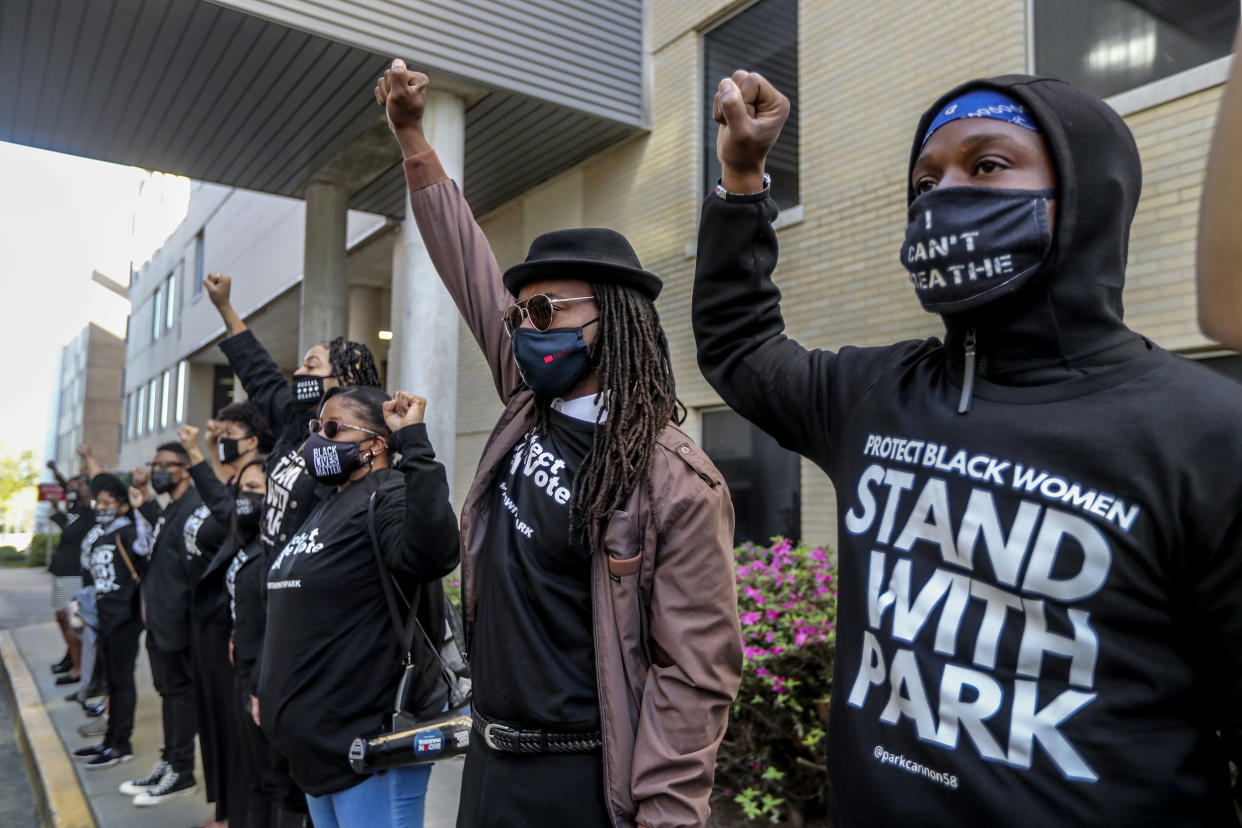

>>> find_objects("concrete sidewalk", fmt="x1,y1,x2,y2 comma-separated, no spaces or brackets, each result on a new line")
10,620,464,827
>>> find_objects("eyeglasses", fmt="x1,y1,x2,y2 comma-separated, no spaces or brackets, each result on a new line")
308,418,383,440
148,461,188,471
501,294,595,336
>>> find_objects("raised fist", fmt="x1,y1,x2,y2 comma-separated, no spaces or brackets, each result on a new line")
713,70,790,192
383,391,427,432
204,273,231,309
375,59,431,157
75,444,93,459
178,424,201,451
128,485,148,510
130,466,150,489
204,419,224,444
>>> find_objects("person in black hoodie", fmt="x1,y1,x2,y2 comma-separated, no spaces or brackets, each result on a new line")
73,473,151,769
45,468,92,684
693,71,1242,826
260,386,459,828
203,271,383,555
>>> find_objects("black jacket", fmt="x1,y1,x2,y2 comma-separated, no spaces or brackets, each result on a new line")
259,424,460,796
693,75,1242,826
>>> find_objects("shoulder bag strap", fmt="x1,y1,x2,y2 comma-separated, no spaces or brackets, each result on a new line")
366,492,419,659
114,533,141,586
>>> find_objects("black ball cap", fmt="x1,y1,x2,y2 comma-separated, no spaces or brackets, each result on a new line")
502,228,662,300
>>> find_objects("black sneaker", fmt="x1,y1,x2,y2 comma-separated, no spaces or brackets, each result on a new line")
84,747,134,770
54,674,80,686
119,760,169,795
85,702,106,718
73,743,105,760
51,653,72,674
132,770,197,806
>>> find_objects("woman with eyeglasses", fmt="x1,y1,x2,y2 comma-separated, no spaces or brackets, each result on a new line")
259,386,459,828
72,473,152,769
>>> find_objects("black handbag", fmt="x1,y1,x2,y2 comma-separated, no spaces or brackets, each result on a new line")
348,492,472,771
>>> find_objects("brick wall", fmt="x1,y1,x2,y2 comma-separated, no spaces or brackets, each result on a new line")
452,0,1223,547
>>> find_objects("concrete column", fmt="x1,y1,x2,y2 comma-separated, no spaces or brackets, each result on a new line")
299,180,349,358
392,89,465,492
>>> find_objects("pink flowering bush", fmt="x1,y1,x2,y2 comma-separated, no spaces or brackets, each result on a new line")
713,538,836,825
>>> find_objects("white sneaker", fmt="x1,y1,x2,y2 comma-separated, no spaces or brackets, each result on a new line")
119,760,170,795
133,770,198,806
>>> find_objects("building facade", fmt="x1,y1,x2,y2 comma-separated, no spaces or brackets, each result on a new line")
112,0,1239,550
50,322,125,473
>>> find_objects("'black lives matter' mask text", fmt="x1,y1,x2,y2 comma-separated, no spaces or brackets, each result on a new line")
300,433,365,486
901,187,1054,314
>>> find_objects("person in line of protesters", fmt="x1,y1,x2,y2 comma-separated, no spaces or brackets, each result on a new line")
259,388,459,827
377,61,742,828
120,442,225,808
72,473,150,769
181,412,269,828
692,65,1242,825
68,445,107,724
203,272,383,554
44,462,92,685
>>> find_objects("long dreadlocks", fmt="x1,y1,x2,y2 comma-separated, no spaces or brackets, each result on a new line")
325,337,383,389
528,282,685,553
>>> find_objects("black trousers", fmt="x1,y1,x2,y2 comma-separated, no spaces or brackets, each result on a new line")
457,737,611,827
147,640,198,774
192,620,234,820
100,615,143,755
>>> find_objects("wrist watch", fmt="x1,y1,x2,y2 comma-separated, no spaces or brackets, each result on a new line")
713,172,771,200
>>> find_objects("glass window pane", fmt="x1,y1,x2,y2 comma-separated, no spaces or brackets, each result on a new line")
176,360,187,423
161,370,171,428
700,409,801,545
165,271,176,329
147,378,158,431
136,385,146,436
152,286,163,342
193,232,205,299
1034,0,1238,99
703,0,799,208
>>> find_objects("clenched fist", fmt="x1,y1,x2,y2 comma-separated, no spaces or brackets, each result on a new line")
178,425,206,467
383,391,427,432
130,466,150,489
204,273,232,310
204,419,224,445
375,58,432,158
713,70,790,194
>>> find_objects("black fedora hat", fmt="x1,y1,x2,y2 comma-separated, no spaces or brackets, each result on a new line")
502,228,662,300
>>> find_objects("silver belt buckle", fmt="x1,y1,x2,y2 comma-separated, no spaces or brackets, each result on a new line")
483,722,503,751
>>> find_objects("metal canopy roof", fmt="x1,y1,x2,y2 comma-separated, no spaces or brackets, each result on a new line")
0,0,644,217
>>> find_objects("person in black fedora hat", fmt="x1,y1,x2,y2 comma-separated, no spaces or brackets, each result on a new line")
376,61,743,828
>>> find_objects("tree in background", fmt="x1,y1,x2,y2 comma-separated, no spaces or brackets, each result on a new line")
0,448,38,533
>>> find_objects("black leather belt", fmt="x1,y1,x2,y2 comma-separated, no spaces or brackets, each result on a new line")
473,709,602,754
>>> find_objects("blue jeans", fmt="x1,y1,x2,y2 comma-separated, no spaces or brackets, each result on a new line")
305,764,432,828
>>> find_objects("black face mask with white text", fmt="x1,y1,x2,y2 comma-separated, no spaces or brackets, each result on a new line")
292,374,327,405
900,186,1055,315
300,433,373,486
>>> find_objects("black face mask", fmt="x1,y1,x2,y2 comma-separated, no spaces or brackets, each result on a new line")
300,432,370,486
218,438,246,464
900,186,1055,314
511,319,598,398
234,491,264,534
150,471,176,494
66,491,82,510
292,374,327,404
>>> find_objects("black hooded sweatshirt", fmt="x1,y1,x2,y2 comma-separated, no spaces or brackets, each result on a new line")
693,75,1242,827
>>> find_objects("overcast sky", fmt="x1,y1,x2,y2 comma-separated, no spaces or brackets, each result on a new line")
0,140,189,467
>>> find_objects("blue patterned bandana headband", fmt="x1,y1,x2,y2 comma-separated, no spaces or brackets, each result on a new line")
922,89,1041,147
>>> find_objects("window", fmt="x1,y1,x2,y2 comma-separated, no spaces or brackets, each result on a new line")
193,231,205,300
175,360,188,423
212,365,235,416
700,409,801,545
160,370,172,428
1034,0,1239,100
147,378,159,432
152,286,163,342
125,393,135,441
703,0,800,208
165,270,177,330
136,385,146,436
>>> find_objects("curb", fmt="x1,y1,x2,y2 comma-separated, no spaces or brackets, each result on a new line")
0,629,95,828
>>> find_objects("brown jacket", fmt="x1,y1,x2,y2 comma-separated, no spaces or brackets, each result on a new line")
404,151,743,828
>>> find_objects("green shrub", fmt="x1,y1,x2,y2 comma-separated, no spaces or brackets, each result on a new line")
0,545,21,564
26,533,54,568
714,538,836,824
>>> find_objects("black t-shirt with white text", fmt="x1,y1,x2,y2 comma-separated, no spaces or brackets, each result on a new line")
473,409,600,730
49,507,94,576
85,517,144,635
140,491,224,651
